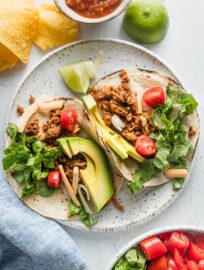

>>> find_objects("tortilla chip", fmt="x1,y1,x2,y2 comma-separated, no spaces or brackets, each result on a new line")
0,44,18,72
35,3,78,51
0,0,39,63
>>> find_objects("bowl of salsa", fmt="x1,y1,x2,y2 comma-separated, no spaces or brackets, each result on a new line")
54,0,131,23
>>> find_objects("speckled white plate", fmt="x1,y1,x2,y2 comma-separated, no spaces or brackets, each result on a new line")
6,39,197,232
107,226,204,269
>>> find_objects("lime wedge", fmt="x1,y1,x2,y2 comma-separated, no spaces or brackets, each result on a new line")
59,63,90,93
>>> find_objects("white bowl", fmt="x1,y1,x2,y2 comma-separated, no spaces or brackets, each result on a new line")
54,0,131,24
106,226,204,270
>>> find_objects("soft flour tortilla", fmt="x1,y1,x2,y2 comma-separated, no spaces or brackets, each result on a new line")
89,67,200,190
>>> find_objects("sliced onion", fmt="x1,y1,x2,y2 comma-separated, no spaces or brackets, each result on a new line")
58,165,81,207
39,100,64,113
140,116,147,127
16,103,39,132
164,168,188,178
78,184,92,214
111,114,125,132
72,167,79,195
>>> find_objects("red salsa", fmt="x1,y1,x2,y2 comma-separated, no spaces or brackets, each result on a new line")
66,0,123,18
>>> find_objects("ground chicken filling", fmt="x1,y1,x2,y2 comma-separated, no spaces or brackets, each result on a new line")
22,105,87,183
90,70,157,144
55,154,87,183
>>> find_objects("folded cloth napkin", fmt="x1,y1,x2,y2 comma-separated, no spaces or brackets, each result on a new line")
0,172,89,270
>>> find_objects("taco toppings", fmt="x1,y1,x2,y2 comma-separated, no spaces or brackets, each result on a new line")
113,231,204,270
2,65,199,227
83,67,198,194
3,97,114,227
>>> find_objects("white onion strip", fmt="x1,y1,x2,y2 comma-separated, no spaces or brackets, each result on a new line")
58,165,81,207
111,114,125,132
164,168,188,178
72,167,79,195
78,184,92,214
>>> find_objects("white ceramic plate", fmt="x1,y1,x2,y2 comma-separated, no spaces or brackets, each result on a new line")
6,39,197,232
107,226,204,269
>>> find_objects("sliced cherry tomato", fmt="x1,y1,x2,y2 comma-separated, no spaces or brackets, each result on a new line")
60,110,77,132
47,171,61,188
198,260,204,270
147,256,167,270
174,249,186,268
166,232,190,255
159,232,172,241
195,235,204,250
168,258,178,270
187,261,199,270
140,236,167,260
135,135,157,157
143,86,165,108
187,243,204,262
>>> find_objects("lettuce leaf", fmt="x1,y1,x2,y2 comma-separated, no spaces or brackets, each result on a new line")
68,199,98,228
128,159,159,194
3,124,63,198
129,85,198,194
114,247,147,270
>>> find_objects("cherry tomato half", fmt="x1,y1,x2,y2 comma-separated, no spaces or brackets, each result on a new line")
166,232,190,255
47,171,61,188
60,110,77,132
143,87,165,108
198,260,204,270
147,256,167,270
168,258,178,270
188,243,204,262
187,261,199,270
135,135,157,157
140,236,167,260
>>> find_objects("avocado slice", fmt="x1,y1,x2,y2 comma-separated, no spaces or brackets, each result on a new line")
58,137,114,212
57,137,72,158
83,94,144,163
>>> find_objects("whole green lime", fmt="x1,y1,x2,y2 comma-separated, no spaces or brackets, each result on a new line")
123,0,169,44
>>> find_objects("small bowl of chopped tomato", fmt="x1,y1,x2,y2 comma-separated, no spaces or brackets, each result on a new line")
107,226,204,270
54,0,131,24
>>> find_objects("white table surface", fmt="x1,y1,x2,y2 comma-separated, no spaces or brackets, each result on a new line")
0,0,204,269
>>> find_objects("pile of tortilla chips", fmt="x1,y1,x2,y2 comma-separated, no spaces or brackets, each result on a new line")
0,0,78,72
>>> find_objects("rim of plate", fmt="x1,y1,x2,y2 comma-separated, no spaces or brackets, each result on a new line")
107,225,204,269
5,38,199,232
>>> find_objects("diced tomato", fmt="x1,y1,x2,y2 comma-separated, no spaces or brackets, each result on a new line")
140,236,167,260
174,249,186,268
159,232,172,241
198,260,204,270
60,110,77,132
187,243,204,262
47,171,61,188
168,258,178,270
195,235,204,250
135,135,157,157
143,86,165,108
187,261,199,270
166,232,190,255
147,256,167,270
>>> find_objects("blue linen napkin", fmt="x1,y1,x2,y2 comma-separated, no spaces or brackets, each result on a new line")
0,171,89,270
